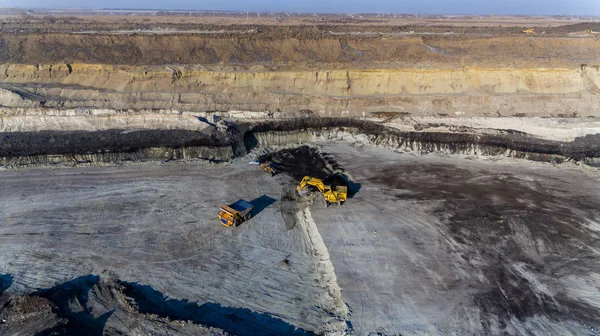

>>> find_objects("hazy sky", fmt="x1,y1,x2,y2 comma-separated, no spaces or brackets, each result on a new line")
1,0,599,15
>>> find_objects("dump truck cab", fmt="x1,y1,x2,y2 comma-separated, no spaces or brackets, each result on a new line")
218,200,254,227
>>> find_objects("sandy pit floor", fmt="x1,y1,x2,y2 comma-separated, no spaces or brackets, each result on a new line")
313,143,600,335
0,143,599,335
0,159,347,335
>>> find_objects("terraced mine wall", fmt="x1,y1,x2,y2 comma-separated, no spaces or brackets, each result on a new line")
1,31,599,117
1,30,598,166
1,118,599,167
1,64,599,116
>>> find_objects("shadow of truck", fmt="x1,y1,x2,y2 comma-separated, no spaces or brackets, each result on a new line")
250,195,277,217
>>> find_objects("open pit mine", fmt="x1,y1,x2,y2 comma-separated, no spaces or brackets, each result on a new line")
0,12,599,336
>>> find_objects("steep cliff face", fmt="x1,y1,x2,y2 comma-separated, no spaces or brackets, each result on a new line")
0,29,598,117
4,64,599,95
1,64,599,116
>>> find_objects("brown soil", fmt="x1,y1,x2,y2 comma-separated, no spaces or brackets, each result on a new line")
0,31,598,68
0,13,598,68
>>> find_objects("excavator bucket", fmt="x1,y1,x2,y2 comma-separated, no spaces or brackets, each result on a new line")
298,187,311,197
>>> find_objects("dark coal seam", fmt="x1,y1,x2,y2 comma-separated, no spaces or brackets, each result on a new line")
0,118,598,166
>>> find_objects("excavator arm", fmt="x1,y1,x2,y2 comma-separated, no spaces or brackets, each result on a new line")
297,176,326,194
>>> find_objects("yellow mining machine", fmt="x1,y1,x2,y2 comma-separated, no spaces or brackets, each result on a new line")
521,28,535,34
296,176,347,206
260,162,280,176
218,200,254,227
589,29,599,35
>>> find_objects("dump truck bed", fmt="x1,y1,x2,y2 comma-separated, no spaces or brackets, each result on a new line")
229,200,254,215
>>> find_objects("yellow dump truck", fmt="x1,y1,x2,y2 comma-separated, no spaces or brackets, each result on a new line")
297,176,347,206
260,162,280,176
218,200,254,227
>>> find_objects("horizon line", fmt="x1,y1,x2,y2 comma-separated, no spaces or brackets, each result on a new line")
2,7,600,17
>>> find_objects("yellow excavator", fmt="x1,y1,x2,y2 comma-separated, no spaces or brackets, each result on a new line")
589,29,599,35
296,176,347,206
522,28,535,34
